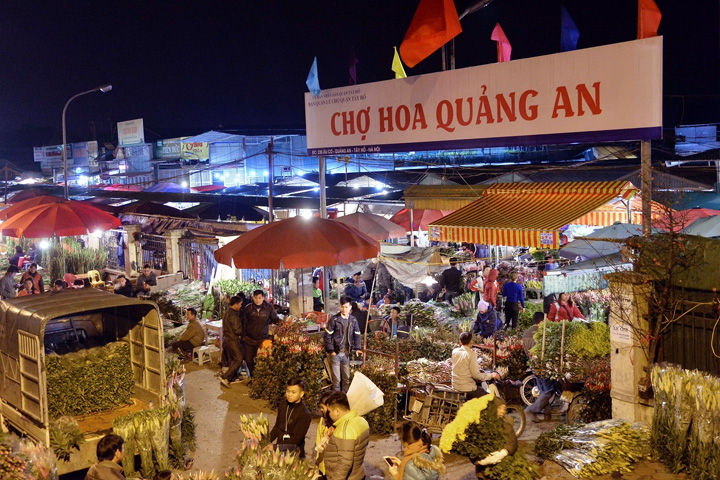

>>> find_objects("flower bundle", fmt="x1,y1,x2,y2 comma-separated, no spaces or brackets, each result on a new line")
112,414,137,477
238,414,270,445
528,321,610,382
0,433,58,480
406,358,452,384
651,364,720,478
452,293,478,318
534,420,649,478
571,289,611,322
379,300,437,328
439,394,536,479
250,317,325,411
48,416,84,462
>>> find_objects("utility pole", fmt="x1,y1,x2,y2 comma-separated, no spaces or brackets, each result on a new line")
267,137,274,223
641,140,652,236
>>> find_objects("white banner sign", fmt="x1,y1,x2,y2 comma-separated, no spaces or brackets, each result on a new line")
305,37,662,155
117,118,145,146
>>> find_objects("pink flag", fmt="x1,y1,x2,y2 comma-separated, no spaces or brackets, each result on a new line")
491,23,511,62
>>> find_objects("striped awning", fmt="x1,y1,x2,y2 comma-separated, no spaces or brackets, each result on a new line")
428,181,639,248
404,184,487,210
571,198,666,227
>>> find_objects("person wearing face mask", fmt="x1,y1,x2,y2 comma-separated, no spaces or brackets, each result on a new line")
385,421,445,480
269,377,312,458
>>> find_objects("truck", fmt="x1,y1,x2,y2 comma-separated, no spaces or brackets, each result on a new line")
0,288,166,474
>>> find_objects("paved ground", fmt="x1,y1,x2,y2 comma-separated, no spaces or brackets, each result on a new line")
61,352,689,479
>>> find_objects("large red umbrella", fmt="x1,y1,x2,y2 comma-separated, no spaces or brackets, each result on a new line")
654,207,720,233
8,188,56,204
0,200,121,238
390,208,453,231
0,195,64,220
104,183,144,192
333,212,407,241
214,216,379,269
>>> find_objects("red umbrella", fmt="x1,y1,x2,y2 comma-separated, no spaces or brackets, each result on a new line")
0,195,64,220
333,212,407,241
191,184,226,193
104,183,144,192
0,200,121,238
214,216,379,269
654,207,720,232
8,188,57,204
390,208,453,231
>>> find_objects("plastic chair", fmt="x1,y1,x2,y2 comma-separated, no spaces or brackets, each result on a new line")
87,270,105,289
63,273,78,288
192,346,212,365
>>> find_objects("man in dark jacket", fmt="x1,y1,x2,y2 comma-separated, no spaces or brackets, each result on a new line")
242,289,280,376
439,257,462,302
472,300,503,338
324,296,362,393
269,377,312,458
112,275,134,297
219,296,245,388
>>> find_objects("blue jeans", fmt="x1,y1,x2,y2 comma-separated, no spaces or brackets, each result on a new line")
527,377,559,414
330,352,350,392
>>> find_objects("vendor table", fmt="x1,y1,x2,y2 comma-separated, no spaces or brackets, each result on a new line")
206,320,223,352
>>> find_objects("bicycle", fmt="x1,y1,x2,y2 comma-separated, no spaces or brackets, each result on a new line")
405,377,526,438
519,373,587,424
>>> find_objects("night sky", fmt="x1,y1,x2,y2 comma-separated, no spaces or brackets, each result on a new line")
1,0,719,168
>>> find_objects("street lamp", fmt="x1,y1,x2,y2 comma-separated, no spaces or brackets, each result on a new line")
62,84,112,199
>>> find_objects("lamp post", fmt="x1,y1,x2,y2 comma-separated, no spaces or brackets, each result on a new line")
62,84,112,199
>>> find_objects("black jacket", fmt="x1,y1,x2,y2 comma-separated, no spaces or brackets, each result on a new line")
242,301,280,345
324,313,362,354
269,399,312,458
222,307,243,341
439,266,462,293
113,282,134,297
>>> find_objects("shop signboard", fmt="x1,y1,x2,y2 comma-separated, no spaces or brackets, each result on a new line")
156,137,186,159
305,37,662,155
117,118,145,146
181,141,209,160
36,144,73,168
71,141,99,167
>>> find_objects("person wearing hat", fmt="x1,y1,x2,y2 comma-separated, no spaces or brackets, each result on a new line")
472,300,502,338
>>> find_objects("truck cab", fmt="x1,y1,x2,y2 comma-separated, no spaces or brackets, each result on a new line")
0,288,166,474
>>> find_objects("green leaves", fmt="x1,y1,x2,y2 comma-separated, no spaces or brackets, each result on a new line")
49,417,84,462
46,341,134,419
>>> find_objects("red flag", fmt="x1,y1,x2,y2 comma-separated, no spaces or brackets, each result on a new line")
491,23,511,62
638,0,662,39
399,0,462,68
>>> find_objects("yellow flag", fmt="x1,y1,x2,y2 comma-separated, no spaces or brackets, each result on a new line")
392,47,407,79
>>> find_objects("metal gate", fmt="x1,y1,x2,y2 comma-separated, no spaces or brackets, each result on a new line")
178,236,218,284
100,229,125,270
661,288,720,376
141,234,167,272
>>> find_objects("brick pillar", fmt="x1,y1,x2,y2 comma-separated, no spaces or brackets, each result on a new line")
123,225,143,276
164,229,186,275
606,271,654,424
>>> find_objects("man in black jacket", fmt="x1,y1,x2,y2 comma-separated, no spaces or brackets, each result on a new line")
269,377,312,458
242,289,280,377
219,296,245,388
324,296,362,393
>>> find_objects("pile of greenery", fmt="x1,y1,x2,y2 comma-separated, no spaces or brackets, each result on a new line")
46,238,107,281
352,356,399,435
113,407,172,479
378,299,437,328
249,317,325,413
46,341,134,418
440,395,537,480
528,320,610,381
366,334,455,364
517,302,542,332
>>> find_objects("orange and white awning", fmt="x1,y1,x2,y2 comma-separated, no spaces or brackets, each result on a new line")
428,181,639,248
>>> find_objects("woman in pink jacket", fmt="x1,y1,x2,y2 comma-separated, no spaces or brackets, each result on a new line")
482,268,499,309
548,292,585,322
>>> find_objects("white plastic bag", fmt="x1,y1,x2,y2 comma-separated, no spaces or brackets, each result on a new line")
346,371,384,416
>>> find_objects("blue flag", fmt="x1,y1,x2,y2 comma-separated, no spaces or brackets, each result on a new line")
560,6,579,52
306,57,321,96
